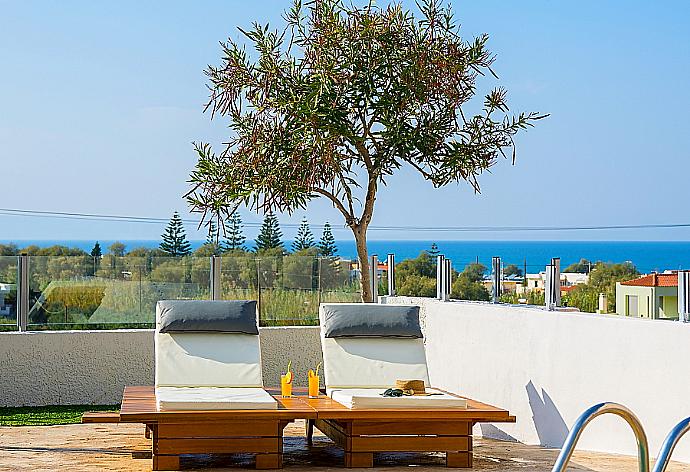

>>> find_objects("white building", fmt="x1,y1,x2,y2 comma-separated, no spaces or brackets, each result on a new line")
519,272,588,293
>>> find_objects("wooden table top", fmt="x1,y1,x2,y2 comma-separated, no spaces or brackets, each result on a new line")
301,393,515,422
119,386,317,423
119,386,515,424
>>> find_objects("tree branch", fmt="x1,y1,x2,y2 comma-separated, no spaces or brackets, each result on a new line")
402,157,435,181
355,141,373,170
336,173,356,217
312,188,355,224
360,172,377,227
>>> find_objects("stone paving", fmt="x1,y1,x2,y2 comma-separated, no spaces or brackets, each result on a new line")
1,421,689,471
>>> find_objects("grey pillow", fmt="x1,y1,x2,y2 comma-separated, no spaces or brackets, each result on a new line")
157,300,258,335
322,304,422,338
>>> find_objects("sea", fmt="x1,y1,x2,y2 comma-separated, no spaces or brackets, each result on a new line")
2,240,690,274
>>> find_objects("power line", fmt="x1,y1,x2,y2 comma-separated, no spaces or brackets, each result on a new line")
1,207,690,233
0,208,263,227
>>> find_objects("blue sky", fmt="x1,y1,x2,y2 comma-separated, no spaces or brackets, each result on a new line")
1,0,689,242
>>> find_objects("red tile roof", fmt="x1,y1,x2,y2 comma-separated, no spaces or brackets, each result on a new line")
621,273,678,287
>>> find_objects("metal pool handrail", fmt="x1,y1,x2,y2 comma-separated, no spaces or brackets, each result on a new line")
652,417,690,472
551,402,649,472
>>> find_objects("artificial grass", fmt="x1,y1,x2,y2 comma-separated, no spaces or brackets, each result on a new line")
0,405,119,426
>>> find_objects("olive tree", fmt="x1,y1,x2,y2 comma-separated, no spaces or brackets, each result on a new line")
187,0,546,302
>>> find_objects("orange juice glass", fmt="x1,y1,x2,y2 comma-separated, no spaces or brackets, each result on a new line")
308,375,320,398
281,374,293,397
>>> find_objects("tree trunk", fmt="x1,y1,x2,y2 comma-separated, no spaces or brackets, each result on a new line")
352,224,371,303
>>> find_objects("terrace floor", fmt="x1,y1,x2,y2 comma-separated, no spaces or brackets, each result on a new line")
1,421,689,471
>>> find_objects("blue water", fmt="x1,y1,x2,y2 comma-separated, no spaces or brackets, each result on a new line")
2,239,690,273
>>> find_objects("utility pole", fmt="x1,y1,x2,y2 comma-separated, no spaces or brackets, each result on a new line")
523,258,527,280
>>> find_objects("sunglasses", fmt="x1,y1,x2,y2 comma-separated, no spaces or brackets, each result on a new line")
381,388,404,397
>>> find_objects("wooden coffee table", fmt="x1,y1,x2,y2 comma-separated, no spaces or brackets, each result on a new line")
117,386,316,470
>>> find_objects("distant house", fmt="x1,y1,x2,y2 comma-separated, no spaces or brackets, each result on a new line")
349,260,388,280
0,283,15,317
615,272,678,319
482,274,524,294
517,272,588,294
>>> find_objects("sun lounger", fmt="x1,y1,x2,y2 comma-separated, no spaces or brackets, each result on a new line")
121,300,300,470
311,303,515,468
154,300,275,411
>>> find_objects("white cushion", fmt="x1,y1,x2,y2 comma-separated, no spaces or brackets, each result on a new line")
321,337,430,388
155,387,277,410
155,332,263,388
328,387,467,409
320,304,429,388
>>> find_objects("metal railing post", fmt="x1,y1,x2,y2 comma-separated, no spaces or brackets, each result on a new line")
436,255,445,300
545,263,553,310
370,254,378,303
439,259,450,301
678,270,690,322
445,258,452,298
545,258,561,311
387,254,395,297
552,257,561,307
138,264,143,315
17,254,29,331
492,256,501,303
317,257,323,307
256,258,262,319
210,255,222,300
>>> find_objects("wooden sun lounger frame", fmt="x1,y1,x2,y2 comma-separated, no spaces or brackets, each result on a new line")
84,386,514,470
303,389,515,468
93,386,316,470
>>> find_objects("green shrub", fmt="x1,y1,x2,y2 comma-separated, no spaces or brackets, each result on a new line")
397,275,436,297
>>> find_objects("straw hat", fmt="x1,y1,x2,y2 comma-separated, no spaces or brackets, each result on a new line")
395,379,427,396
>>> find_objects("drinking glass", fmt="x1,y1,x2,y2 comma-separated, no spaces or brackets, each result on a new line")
281,374,293,397
308,374,320,398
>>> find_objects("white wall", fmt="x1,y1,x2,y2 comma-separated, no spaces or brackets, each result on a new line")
0,327,322,407
4,302,689,463
385,296,690,463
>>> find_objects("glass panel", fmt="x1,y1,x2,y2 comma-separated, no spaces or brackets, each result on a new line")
0,256,17,331
319,258,361,304
16,253,363,329
220,254,259,302
269,255,319,326
25,256,210,330
27,255,96,329
221,255,361,327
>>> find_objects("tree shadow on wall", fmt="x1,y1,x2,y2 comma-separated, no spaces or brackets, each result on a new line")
526,380,570,448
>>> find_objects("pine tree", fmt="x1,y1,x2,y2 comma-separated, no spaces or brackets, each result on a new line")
206,220,219,245
90,241,102,275
160,211,192,256
222,211,246,252
317,222,337,257
428,242,440,258
255,211,283,251
317,222,340,290
90,242,102,259
292,217,315,252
